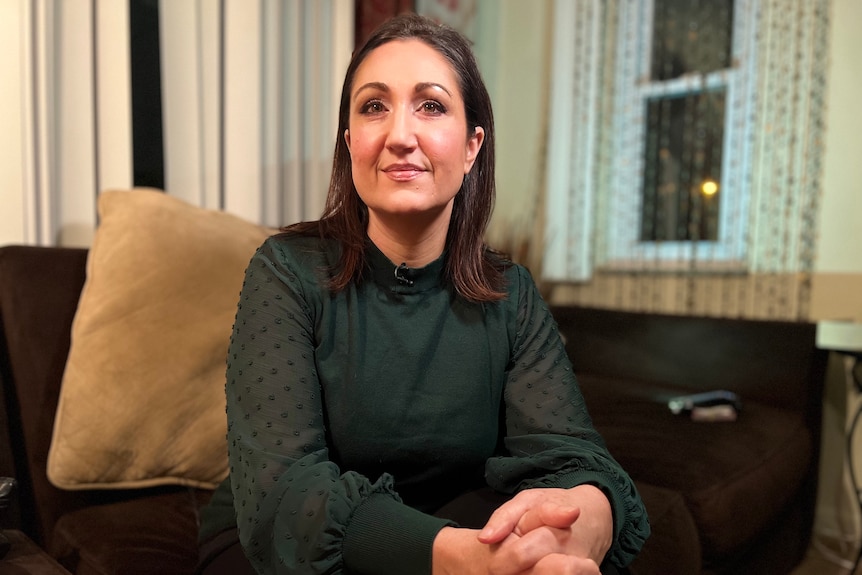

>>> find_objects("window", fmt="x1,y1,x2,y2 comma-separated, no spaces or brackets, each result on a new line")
605,0,759,268
544,0,761,280
642,0,734,243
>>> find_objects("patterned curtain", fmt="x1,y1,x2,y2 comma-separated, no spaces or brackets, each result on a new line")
551,0,832,321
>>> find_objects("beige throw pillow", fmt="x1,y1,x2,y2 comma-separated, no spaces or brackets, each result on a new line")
48,189,273,490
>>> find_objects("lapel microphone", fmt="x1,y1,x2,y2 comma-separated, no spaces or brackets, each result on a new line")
394,262,415,287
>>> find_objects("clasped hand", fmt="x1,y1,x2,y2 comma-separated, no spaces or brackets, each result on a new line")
432,486,612,575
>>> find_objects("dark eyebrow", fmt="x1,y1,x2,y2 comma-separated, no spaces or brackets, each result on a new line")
415,82,452,98
352,81,453,102
353,82,388,102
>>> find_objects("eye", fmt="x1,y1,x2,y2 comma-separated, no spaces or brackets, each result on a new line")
420,100,446,115
359,99,386,115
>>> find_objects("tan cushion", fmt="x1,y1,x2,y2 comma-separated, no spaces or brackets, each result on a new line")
47,189,273,490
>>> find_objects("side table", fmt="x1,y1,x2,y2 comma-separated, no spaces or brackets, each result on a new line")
816,320,862,573
0,530,71,575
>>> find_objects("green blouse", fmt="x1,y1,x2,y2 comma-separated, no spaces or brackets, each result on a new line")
205,233,649,574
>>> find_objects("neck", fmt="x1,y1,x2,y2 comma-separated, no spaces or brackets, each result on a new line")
367,208,451,268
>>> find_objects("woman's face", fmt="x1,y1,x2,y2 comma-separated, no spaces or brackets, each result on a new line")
345,39,484,228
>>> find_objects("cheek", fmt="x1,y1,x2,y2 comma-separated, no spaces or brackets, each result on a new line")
348,132,382,166
424,131,468,171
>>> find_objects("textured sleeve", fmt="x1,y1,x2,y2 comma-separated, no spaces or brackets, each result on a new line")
227,239,451,575
485,266,650,568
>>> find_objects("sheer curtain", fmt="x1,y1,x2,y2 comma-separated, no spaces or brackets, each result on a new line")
547,0,831,321
160,0,353,228
0,0,353,247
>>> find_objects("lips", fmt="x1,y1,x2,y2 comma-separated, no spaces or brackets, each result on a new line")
382,163,426,181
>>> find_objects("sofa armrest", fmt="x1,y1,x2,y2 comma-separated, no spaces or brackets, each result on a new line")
0,245,88,545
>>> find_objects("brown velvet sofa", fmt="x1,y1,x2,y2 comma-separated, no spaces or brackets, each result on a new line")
0,244,827,574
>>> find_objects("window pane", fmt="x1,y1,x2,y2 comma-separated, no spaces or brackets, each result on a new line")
640,90,725,242
651,0,734,81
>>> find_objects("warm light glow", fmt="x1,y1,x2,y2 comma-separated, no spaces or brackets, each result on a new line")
701,179,719,196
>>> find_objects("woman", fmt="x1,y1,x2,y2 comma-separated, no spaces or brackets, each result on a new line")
198,13,649,575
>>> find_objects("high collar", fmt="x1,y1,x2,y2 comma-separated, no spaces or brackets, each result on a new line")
365,240,446,294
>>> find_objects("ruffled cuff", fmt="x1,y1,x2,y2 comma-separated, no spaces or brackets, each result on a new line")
485,437,650,568
524,468,649,568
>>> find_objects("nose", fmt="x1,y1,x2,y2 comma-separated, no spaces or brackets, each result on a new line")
385,105,417,154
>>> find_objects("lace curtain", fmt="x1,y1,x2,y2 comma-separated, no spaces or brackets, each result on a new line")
548,0,832,321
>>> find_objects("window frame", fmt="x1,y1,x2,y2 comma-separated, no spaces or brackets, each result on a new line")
602,0,760,271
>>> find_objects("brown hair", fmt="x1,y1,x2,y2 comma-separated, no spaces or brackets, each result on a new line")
284,12,507,302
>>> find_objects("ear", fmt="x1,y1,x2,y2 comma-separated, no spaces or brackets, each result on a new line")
464,126,485,174
344,129,351,151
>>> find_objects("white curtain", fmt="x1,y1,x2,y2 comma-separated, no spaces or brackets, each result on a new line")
0,0,353,247
0,0,132,247
543,0,602,282
161,0,353,228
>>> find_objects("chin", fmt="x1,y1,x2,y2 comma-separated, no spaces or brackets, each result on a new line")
371,201,453,222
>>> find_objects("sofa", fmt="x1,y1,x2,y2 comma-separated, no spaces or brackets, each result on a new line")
0,196,828,575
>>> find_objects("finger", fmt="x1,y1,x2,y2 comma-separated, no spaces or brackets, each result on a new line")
492,524,585,574
488,527,562,574
478,497,532,543
515,503,580,536
530,553,601,575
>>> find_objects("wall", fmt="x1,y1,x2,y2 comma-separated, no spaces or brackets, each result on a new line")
478,1,552,262
809,0,862,322
809,0,862,546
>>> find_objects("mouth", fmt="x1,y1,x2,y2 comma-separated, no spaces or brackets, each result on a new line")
382,163,426,181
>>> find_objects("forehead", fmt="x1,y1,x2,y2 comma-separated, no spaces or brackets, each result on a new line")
352,39,461,95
